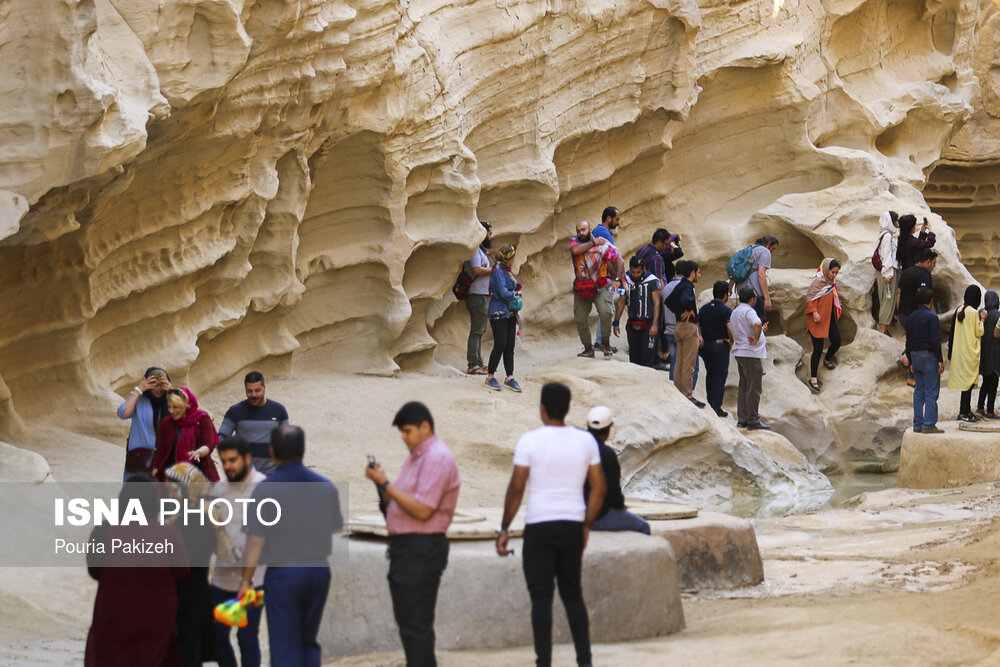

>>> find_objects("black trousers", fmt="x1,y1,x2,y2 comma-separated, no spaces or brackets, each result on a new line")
522,521,591,667
810,317,841,377
978,373,998,413
626,324,653,367
387,534,449,667
488,316,517,376
960,388,973,415
700,340,730,412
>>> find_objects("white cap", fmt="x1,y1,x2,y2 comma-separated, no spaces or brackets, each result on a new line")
587,406,613,430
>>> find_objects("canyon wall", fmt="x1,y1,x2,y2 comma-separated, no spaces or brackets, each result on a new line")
0,0,989,464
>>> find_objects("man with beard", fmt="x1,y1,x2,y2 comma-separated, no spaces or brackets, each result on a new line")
571,221,623,358
465,221,494,375
591,205,621,244
218,371,289,476
211,436,267,667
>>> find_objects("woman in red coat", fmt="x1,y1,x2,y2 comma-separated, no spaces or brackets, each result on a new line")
805,258,842,394
85,475,190,667
152,387,219,482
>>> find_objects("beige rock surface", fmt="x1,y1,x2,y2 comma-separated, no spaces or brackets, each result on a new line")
3,0,1000,662
0,0,986,466
898,420,1000,488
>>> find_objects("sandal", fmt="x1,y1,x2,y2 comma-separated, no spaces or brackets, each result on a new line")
823,359,836,370
807,378,821,394
466,367,488,375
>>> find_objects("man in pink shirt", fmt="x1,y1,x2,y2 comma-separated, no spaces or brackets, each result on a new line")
365,402,460,667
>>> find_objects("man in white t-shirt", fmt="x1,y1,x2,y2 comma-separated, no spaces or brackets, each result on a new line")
496,382,605,667
730,286,770,431
466,221,493,374
211,436,267,666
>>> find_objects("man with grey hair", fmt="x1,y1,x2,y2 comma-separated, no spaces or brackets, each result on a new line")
734,235,779,324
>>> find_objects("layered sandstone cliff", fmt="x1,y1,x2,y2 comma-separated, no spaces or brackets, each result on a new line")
0,0,989,475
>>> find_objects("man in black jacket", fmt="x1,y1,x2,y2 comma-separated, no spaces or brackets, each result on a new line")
584,406,650,534
665,260,705,407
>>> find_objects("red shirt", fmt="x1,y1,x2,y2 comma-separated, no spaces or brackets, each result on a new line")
386,435,460,535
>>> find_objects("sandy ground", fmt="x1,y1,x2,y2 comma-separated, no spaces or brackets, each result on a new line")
3,331,1000,665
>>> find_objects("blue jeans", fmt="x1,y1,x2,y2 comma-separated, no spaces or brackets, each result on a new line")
666,332,699,388
591,508,651,535
912,351,940,429
264,567,331,667
210,584,263,667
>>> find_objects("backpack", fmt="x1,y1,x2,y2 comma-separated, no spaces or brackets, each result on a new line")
452,261,474,300
726,245,758,283
872,232,889,271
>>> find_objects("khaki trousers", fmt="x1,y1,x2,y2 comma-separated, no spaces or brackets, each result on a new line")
574,289,613,348
673,321,700,398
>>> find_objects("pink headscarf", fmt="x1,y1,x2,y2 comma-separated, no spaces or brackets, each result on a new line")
805,258,842,318
172,387,213,461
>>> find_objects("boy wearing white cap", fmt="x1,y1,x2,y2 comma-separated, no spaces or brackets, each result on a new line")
584,406,651,535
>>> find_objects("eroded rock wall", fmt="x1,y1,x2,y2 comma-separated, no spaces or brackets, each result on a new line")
0,0,987,463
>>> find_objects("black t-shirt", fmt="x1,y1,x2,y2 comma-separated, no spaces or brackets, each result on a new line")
698,300,732,341
584,440,625,519
899,266,932,316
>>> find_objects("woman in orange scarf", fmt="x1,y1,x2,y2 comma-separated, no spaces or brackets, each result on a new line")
805,258,842,393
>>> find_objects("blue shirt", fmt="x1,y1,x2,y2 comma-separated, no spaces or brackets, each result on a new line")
699,300,732,341
590,225,615,245
904,306,943,364
245,461,343,566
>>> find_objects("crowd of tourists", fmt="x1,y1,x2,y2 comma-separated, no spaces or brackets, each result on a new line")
96,361,644,667
458,206,1000,434
87,205,998,667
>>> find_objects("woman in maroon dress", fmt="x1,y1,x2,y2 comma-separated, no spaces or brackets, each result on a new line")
85,475,190,667
152,387,219,482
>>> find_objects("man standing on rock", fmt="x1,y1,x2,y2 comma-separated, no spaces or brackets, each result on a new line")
591,205,621,244
699,281,734,417
664,260,704,407
902,287,944,434
465,221,493,375
731,286,771,430
365,402,460,667
734,235,779,324
613,256,661,368
571,221,623,358
218,371,289,476
635,229,671,370
584,406,650,535
897,249,936,330
497,382,605,667
897,249,937,387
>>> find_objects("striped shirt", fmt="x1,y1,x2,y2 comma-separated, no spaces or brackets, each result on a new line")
218,400,289,458
387,435,460,535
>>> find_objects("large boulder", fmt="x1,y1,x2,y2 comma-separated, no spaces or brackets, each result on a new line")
320,532,684,658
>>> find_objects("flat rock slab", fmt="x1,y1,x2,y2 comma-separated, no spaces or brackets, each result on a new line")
626,498,699,520
649,511,764,590
899,422,1000,488
320,532,684,658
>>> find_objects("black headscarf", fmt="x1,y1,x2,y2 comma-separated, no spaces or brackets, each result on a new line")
982,290,1000,376
143,367,170,429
